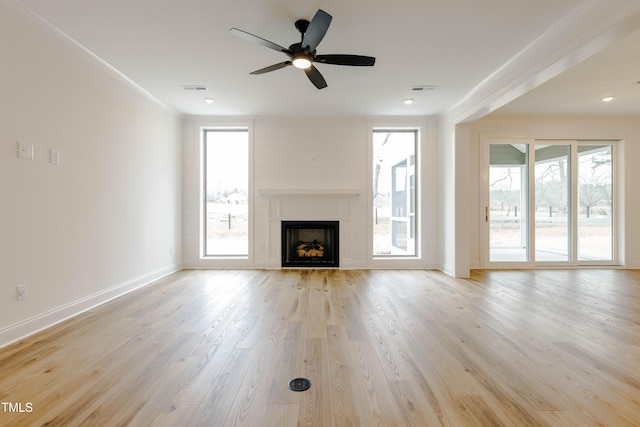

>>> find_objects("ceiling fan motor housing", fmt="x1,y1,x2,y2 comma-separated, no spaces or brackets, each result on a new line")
289,43,314,60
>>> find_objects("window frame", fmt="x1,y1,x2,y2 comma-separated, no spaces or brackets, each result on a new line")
371,127,420,260
201,127,251,259
482,138,618,268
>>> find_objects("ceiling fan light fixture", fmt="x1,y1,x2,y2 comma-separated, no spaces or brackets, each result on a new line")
602,96,615,102
292,55,312,69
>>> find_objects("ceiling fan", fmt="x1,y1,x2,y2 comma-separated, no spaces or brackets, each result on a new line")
229,9,375,89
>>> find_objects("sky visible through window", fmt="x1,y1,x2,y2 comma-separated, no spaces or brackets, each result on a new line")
204,129,249,256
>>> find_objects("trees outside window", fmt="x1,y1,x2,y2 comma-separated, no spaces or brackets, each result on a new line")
488,141,615,264
373,130,417,256
203,129,249,257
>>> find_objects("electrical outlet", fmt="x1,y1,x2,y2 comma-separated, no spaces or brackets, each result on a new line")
50,149,60,165
17,284,27,301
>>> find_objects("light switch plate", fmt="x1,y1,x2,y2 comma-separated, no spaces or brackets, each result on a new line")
17,141,34,160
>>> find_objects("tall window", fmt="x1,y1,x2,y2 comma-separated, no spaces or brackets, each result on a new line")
373,129,417,256
203,129,249,257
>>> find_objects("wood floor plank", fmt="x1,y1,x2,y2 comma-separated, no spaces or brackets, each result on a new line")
327,325,370,417
150,402,201,427
260,404,299,427
222,320,288,427
266,321,306,404
299,337,332,427
340,295,370,342
457,395,510,427
350,341,404,425
171,320,250,403
1,269,639,426
305,288,328,340
364,310,413,381
188,347,255,426
388,380,439,426
334,417,361,427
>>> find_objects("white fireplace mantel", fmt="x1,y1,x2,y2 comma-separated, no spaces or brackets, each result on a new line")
259,188,361,268
258,188,360,198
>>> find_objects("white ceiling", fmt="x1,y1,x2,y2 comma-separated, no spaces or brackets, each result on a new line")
493,26,640,116
11,0,640,118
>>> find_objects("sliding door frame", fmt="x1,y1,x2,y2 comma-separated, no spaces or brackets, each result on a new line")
482,137,618,268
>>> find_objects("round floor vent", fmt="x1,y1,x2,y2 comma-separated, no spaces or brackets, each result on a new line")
288,377,311,392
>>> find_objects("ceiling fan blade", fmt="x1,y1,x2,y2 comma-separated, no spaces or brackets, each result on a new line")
315,54,376,66
304,65,327,89
301,9,332,51
250,61,292,75
229,28,291,55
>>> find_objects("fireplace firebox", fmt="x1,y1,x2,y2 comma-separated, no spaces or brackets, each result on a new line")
281,221,339,267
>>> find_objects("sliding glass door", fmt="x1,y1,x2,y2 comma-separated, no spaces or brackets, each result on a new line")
486,140,615,266
534,144,570,262
578,145,613,261
488,143,529,262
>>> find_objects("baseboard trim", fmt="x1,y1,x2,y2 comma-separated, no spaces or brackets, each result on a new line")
0,264,182,349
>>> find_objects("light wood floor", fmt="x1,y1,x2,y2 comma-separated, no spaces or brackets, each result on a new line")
1,269,639,426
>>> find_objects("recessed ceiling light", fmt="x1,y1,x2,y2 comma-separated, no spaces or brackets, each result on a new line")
602,96,615,102
204,98,214,104
404,98,414,105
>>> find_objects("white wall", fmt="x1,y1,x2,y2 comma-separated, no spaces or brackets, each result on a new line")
0,1,182,347
182,116,439,269
466,115,640,269
437,117,474,277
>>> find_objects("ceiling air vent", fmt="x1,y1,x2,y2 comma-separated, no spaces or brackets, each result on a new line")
181,85,208,91
411,85,438,92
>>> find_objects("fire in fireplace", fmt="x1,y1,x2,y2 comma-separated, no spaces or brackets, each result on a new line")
281,221,339,267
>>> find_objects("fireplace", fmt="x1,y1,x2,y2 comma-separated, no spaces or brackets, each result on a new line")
281,221,339,267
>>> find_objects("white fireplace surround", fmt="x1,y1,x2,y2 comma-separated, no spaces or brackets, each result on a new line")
259,188,361,268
